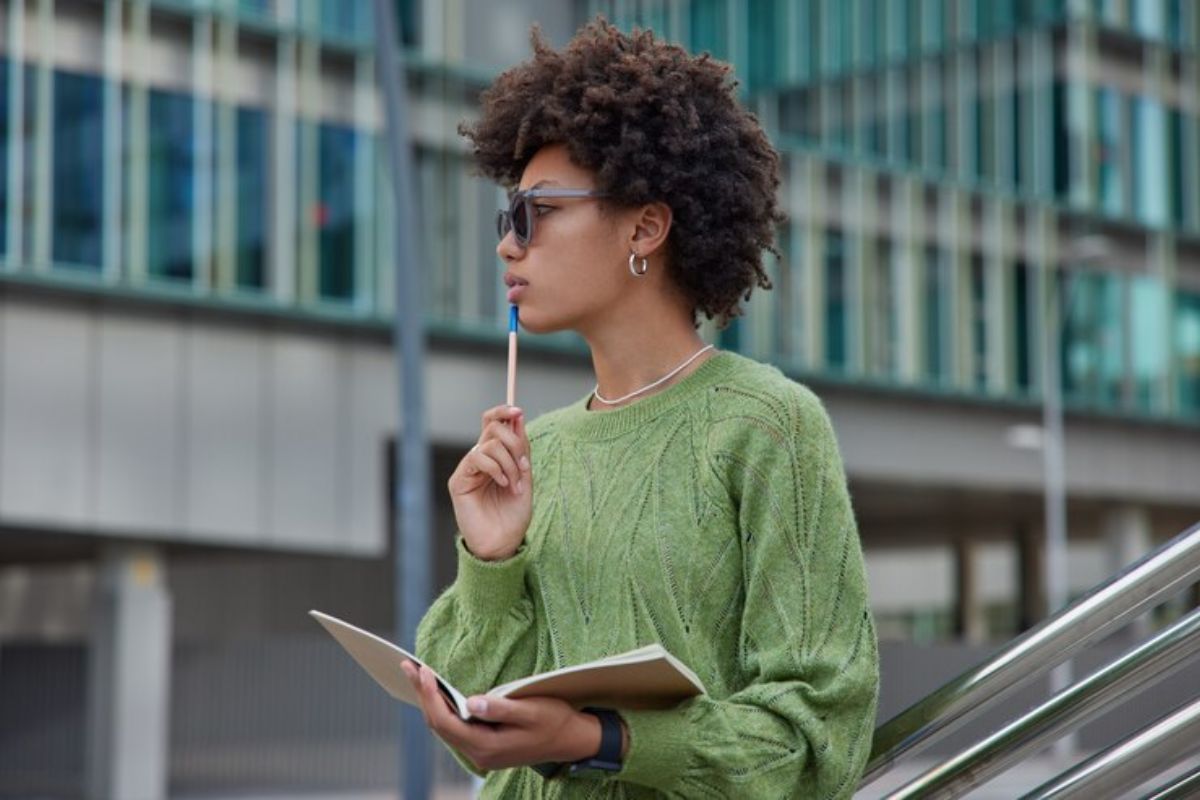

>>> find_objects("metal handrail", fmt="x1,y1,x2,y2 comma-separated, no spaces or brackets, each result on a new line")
1019,698,1200,799
1140,763,1200,800
863,521,1200,784
881,607,1200,799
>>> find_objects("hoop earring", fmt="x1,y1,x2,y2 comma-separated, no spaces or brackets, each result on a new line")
628,252,649,277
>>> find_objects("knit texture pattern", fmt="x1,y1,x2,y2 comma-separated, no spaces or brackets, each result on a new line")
416,351,879,798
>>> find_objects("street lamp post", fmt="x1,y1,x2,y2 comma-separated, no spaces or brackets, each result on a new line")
1041,234,1110,760
373,2,433,798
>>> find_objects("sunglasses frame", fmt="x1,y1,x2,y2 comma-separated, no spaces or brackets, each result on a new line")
496,188,609,248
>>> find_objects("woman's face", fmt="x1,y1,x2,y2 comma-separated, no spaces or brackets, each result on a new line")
497,143,634,335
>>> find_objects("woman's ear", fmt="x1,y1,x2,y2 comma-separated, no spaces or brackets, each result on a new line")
629,201,673,257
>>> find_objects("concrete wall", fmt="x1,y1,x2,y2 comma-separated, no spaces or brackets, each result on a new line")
2,288,1198,558
0,292,393,555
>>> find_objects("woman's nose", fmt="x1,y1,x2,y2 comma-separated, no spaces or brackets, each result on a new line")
497,230,523,262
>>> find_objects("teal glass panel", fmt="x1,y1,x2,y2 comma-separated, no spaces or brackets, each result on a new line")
1177,291,1200,414
1095,88,1123,215
1051,81,1071,199
1130,276,1169,412
924,244,950,384
1131,0,1165,38
972,50,995,184
1166,0,1188,45
317,123,357,302
748,0,778,88
991,0,1017,34
52,70,104,269
235,106,267,291
927,94,947,172
1168,109,1185,229
315,0,367,41
394,0,419,47
147,88,195,282
779,87,819,142
0,58,7,259
1094,0,1123,26
1131,96,1166,226
970,256,987,389
690,0,727,60
922,0,946,49
824,229,848,371
865,78,885,157
1061,271,1124,407
867,239,898,377
1012,261,1033,394
903,69,920,166
416,146,463,318
1010,86,1023,190
864,0,885,65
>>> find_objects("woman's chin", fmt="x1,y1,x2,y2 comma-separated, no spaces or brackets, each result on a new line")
515,309,567,336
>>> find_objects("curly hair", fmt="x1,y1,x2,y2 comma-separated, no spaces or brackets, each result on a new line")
459,17,784,328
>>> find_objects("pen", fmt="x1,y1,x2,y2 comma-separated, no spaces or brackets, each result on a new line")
507,304,518,408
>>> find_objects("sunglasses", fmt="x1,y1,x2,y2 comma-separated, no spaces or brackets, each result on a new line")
496,188,608,248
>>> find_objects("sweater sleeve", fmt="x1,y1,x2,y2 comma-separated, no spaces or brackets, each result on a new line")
415,536,539,777
614,388,879,798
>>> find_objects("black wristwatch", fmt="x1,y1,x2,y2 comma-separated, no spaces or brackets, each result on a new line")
532,707,624,779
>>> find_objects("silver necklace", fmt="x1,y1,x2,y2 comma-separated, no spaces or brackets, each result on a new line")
591,344,715,406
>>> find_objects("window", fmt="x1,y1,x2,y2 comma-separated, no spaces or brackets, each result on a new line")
1131,0,1165,38
1050,80,1071,200
394,0,419,47
1131,95,1166,226
416,146,463,319
824,229,849,371
970,255,988,389
1012,261,1034,394
235,106,268,291
1061,270,1124,407
1095,88,1124,216
924,244,951,384
973,52,995,185
147,88,195,282
866,239,899,377
317,123,358,302
1130,276,1169,412
1168,109,1185,229
315,0,367,41
690,0,727,60
53,70,104,269
1177,291,1200,414
748,0,778,88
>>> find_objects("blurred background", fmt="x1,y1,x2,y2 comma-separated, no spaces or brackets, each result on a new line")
0,0,1197,798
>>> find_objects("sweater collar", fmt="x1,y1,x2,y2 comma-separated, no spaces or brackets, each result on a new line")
554,350,741,440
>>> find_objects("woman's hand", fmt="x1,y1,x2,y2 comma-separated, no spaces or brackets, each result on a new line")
448,405,533,561
401,662,601,772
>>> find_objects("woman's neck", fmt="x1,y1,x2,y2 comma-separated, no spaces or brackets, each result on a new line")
582,311,713,412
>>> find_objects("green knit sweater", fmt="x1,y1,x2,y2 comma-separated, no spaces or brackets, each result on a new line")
416,351,879,798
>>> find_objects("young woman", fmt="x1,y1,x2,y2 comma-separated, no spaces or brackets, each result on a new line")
400,19,878,798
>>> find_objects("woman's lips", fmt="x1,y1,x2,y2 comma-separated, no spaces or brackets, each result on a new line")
506,284,527,303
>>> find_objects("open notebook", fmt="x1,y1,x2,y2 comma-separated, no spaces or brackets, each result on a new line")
310,610,706,721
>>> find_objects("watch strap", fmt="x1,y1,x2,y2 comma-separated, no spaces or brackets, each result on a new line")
566,707,623,776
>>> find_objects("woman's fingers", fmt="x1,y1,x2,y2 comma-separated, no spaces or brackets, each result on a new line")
481,404,522,427
477,432,523,489
464,446,511,488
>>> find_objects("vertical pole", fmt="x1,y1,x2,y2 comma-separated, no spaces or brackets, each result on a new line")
373,2,433,798
1043,265,1073,756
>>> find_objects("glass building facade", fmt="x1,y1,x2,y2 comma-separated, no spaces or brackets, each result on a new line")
1,0,1198,424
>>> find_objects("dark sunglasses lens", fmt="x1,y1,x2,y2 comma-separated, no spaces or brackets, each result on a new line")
496,210,509,241
511,197,531,244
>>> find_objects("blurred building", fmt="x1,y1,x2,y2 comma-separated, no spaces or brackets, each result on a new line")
0,0,1197,798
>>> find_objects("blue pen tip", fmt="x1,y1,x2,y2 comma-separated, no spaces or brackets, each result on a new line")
509,304,519,332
